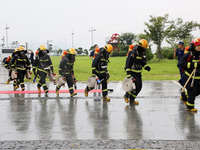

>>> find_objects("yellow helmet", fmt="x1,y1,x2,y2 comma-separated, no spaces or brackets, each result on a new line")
18,46,25,51
104,44,113,53
137,39,149,49
68,48,77,54
40,45,47,50
14,48,18,52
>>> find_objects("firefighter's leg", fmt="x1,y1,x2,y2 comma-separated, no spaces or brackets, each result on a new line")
17,70,25,91
66,74,77,97
186,81,197,112
101,76,110,101
38,71,48,93
129,73,142,105
181,91,188,105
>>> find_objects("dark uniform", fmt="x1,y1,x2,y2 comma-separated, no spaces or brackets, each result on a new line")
56,53,77,97
85,47,111,100
125,45,151,104
11,50,30,91
33,50,54,93
180,50,200,110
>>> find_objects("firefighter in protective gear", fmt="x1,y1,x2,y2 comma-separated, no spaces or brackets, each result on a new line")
61,51,68,60
124,39,151,105
33,45,54,93
84,44,113,101
180,38,200,112
4,48,19,85
11,46,31,91
56,48,77,97
127,45,135,56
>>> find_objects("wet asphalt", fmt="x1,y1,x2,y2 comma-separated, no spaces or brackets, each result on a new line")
1,66,200,149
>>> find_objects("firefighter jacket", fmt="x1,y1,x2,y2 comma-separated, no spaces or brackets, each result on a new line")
33,54,54,74
59,55,74,76
180,51,200,80
92,48,109,76
125,45,148,76
11,52,30,71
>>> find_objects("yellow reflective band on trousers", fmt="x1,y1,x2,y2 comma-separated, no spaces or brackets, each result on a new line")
131,69,142,73
16,67,26,70
187,101,194,106
102,89,108,92
128,92,136,98
20,82,24,85
43,84,47,87
69,87,73,90
187,62,191,69
185,71,200,79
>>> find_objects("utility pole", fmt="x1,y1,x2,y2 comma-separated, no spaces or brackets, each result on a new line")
2,37,5,48
5,25,10,47
47,40,52,50
88,26,96,46
71,31,74,48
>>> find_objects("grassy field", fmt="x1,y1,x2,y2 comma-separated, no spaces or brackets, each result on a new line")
51,56,180,81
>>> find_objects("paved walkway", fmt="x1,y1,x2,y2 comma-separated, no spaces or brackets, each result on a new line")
1,67,200,149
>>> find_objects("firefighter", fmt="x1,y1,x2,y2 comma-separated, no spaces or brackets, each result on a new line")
84,44,113,101
127,44,135,56
124,39,151,105
33,45,55,93
180,38,200,112
11,46,31,91
56,48,77,97
61,51,68,60
4,48,18,85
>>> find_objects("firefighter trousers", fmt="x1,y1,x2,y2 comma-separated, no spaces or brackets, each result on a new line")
86,73,108,96
184,78,200,109
57,74,74,94
125,73,142,102
37,70,48,91
17,69,26,90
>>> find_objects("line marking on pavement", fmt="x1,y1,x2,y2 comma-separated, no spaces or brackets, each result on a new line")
0,89,102,94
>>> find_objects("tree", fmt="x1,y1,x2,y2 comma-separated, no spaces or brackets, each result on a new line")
167,18,200,47
10,41,19,48
120,32,137,45
84,49,89,55
144,14,173,60
48,44,53,52
56,48,63,56
77,47,83,55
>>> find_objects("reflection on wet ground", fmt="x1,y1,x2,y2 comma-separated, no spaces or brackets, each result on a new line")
0,67,200,141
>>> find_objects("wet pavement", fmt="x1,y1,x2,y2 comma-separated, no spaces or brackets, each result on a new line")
1,67,200,149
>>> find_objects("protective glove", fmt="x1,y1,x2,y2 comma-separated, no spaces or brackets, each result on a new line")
145,66,151,71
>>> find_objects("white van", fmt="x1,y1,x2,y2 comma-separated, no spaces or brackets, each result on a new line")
0,48,15,64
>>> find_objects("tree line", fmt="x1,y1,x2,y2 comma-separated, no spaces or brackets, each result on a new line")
111,14,200,61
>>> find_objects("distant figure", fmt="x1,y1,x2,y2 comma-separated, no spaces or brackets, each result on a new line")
89,44,98,59
127,44,135,56
174,41,185,86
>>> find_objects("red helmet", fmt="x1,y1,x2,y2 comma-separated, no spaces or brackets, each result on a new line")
192,38,200,46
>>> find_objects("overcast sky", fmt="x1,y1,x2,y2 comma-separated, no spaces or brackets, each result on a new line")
0,0,199,51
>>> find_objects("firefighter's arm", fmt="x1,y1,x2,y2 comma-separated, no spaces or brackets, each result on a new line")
33,56,39,75
10,56,16,70
91,53,100,76
125,52,133,77
58,59,64,76
142,54,151,71
48,56,54,74
26,56,31,70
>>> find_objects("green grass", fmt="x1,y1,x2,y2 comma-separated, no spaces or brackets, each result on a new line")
50,56,180,81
